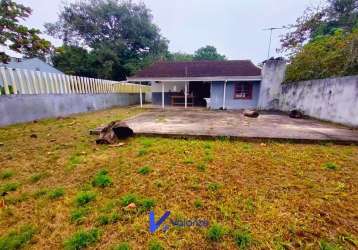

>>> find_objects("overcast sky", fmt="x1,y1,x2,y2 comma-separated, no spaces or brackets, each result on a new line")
15,0,323,63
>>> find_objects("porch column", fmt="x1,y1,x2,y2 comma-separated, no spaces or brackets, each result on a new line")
223,80,227,110
139,82,143,108
161,82,165,109
184,81,188,109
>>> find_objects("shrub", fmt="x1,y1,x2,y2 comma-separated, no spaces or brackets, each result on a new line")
137,166,152,175
64,228,100,250
233,230,252,249
113,242,131,250
74,191,96,207
207,223,225,241
0,225,35,249
148,239,164,250
0,169,14,180
92,169,112,188
48,187,65,199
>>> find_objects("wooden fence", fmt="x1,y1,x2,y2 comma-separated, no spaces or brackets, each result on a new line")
0,67,150,95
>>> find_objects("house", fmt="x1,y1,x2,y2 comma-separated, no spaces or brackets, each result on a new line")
127,60,262,109
0,57,63,74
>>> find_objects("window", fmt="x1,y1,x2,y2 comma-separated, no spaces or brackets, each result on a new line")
234,82,253,99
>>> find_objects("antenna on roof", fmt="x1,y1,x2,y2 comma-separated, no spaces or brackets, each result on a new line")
262,26,287,59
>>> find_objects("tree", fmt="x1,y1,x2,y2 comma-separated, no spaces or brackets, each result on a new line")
0,0,51,63
284,29,358,82
45,0,168,79
167,52,194,61
193,46,226,61
280,0,358,55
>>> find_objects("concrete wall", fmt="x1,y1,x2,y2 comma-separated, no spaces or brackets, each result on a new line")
210,81,261,110
279,76,358,127
0,93,141,127
258,59,287,110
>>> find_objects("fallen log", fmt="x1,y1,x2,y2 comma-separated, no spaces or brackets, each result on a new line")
96,121,134,144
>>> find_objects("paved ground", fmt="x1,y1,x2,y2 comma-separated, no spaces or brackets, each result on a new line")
123,108,358,143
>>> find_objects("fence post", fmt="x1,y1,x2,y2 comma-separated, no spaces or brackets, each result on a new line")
15,69,26,94
0,67,11,95
8,68,18,95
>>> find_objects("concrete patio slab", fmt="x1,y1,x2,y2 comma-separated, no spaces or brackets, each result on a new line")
123,109,358,143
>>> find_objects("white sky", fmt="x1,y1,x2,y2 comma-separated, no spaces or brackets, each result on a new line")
15,0,324,63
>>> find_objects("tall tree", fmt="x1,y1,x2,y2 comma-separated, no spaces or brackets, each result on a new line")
280,0,358,55
45,0,168,79
0,0,51,63
193,46,226,61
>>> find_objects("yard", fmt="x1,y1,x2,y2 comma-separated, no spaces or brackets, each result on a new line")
0,107,357,249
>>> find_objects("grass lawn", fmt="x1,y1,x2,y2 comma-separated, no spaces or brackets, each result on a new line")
0,107,357,249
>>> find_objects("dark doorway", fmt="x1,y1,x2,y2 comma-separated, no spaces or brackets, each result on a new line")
189,82,211,107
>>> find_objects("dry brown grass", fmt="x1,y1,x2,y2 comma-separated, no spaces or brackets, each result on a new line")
0,107,357,249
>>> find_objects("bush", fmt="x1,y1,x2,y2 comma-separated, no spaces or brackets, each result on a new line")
148,239,164,250
0,182,20,195
64,228,100,250
285,29,358,83
70,208,89,224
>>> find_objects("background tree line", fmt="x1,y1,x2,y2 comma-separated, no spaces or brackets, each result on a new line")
1,0,226,81
281,0,358,82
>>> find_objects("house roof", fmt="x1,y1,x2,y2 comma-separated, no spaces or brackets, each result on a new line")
128,60,262,82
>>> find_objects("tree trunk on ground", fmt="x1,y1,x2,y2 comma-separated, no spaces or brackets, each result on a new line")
96,121,134,144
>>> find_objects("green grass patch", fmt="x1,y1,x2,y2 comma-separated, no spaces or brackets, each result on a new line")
29,172,48,183
207,223,226,241
148,239,164,250
48,187,65,199
70,208,90,224
194,199,203,209
92,169,112,188
323,162,339,170
233,229,252,249
0,169,14,180
207,182,221,192
196,164,206,172
120,193,156,211
319,240,342,250
113,242,131,250
74,191,96,207
64,228,100,250
137,166,152,175
0,182,20,195
0,225,35,250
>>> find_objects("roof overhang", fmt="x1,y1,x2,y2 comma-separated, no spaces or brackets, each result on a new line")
127,75,262,82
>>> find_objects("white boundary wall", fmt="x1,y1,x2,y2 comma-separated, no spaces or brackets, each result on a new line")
279,76,358,127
